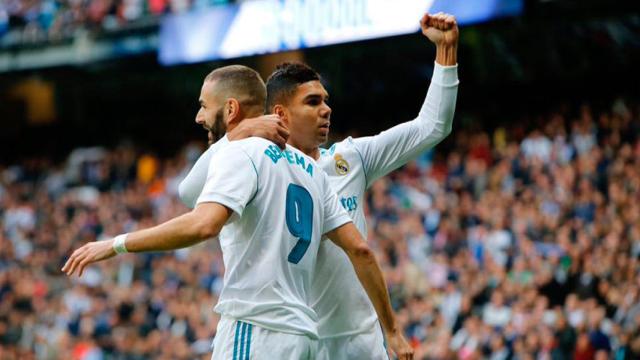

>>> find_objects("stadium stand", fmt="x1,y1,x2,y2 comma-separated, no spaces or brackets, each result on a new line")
1,97,638,359
0,0,233,46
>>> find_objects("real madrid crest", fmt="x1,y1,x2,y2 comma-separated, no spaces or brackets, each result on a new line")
334,154,350,175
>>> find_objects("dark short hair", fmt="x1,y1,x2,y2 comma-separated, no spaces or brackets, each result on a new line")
265,62,321,112
205,65,266,114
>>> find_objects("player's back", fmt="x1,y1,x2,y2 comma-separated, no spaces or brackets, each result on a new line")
196,137,350,339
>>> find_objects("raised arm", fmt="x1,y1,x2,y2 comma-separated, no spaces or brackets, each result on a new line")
326,223,414,360
352,12,459,187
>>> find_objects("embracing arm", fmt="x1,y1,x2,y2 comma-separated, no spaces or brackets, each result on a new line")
120,203,231,252
61,203,232,277
64,144,258,277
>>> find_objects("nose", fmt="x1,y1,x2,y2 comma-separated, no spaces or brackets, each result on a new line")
195,109,204,124
320,103,331,119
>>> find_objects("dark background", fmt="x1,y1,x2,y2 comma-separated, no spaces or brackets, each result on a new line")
0,0,638,163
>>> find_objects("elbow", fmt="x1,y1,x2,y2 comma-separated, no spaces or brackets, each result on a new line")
193,216,221,240
432,118,453,143
436,110,455,139
416,112,454,145
350,243,376,263
442,121,454,139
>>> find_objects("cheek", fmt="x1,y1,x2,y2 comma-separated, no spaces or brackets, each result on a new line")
289,109,317,134
302,110,318,129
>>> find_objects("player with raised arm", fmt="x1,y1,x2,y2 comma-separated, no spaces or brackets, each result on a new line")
300,13,459,359
178,12,459,359
61,67,413,359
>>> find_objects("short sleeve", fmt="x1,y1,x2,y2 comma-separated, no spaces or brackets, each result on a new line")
196,144,258,217
178,136,231,209
320,172,352,234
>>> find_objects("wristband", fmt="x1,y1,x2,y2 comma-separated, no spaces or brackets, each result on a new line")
113,234,129,254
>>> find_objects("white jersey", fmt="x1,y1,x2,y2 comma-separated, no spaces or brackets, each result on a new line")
195,138,351,338
181,63,459,338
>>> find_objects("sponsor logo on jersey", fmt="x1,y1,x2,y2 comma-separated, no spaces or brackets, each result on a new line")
340,196,358,211
334,154,349,175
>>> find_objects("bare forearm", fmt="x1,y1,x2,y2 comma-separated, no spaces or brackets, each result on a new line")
348,251,399,335
326,224,400,335
124,213,209,252
227,126,251,141
125,204,230,253
225,115,289,148
435,43,457,66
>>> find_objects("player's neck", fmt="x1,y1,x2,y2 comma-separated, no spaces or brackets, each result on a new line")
308,147,320,160
288,141,320,160
226,123,238,134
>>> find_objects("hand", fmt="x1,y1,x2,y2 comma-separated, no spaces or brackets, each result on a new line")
61,240,117,277
387,330,414,360
228,115,289,149
420,12,458,47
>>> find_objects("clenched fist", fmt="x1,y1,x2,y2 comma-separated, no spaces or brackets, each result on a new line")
420,12,459,47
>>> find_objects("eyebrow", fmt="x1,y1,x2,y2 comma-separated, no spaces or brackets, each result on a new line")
304,93,329,101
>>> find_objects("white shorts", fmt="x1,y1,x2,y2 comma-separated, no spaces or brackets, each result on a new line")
317,323,389,360
211,316,318,360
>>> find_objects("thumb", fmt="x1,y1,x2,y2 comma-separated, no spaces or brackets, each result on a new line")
420,14,430,29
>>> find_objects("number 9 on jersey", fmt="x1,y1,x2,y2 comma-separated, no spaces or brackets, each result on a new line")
285,184,313,264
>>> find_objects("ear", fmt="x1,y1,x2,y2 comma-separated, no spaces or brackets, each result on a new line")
273,104,289,125
225,98,242,125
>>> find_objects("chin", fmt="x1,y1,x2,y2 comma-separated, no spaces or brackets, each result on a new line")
318,135,329,145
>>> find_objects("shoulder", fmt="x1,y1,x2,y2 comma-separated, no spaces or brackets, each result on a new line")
208,139,270,173
229,137,272,149
318,137,363,170
319,137,359,157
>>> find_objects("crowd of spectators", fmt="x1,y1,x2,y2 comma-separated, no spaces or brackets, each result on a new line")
0,97,639,359
0,0,233,46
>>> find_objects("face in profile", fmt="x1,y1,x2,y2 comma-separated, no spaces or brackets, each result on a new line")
195,80,227,145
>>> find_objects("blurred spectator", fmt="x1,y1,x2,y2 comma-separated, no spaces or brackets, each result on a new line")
0,0,234,46
0,97,639,359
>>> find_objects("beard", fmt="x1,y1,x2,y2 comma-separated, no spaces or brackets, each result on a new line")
207,108,227,146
